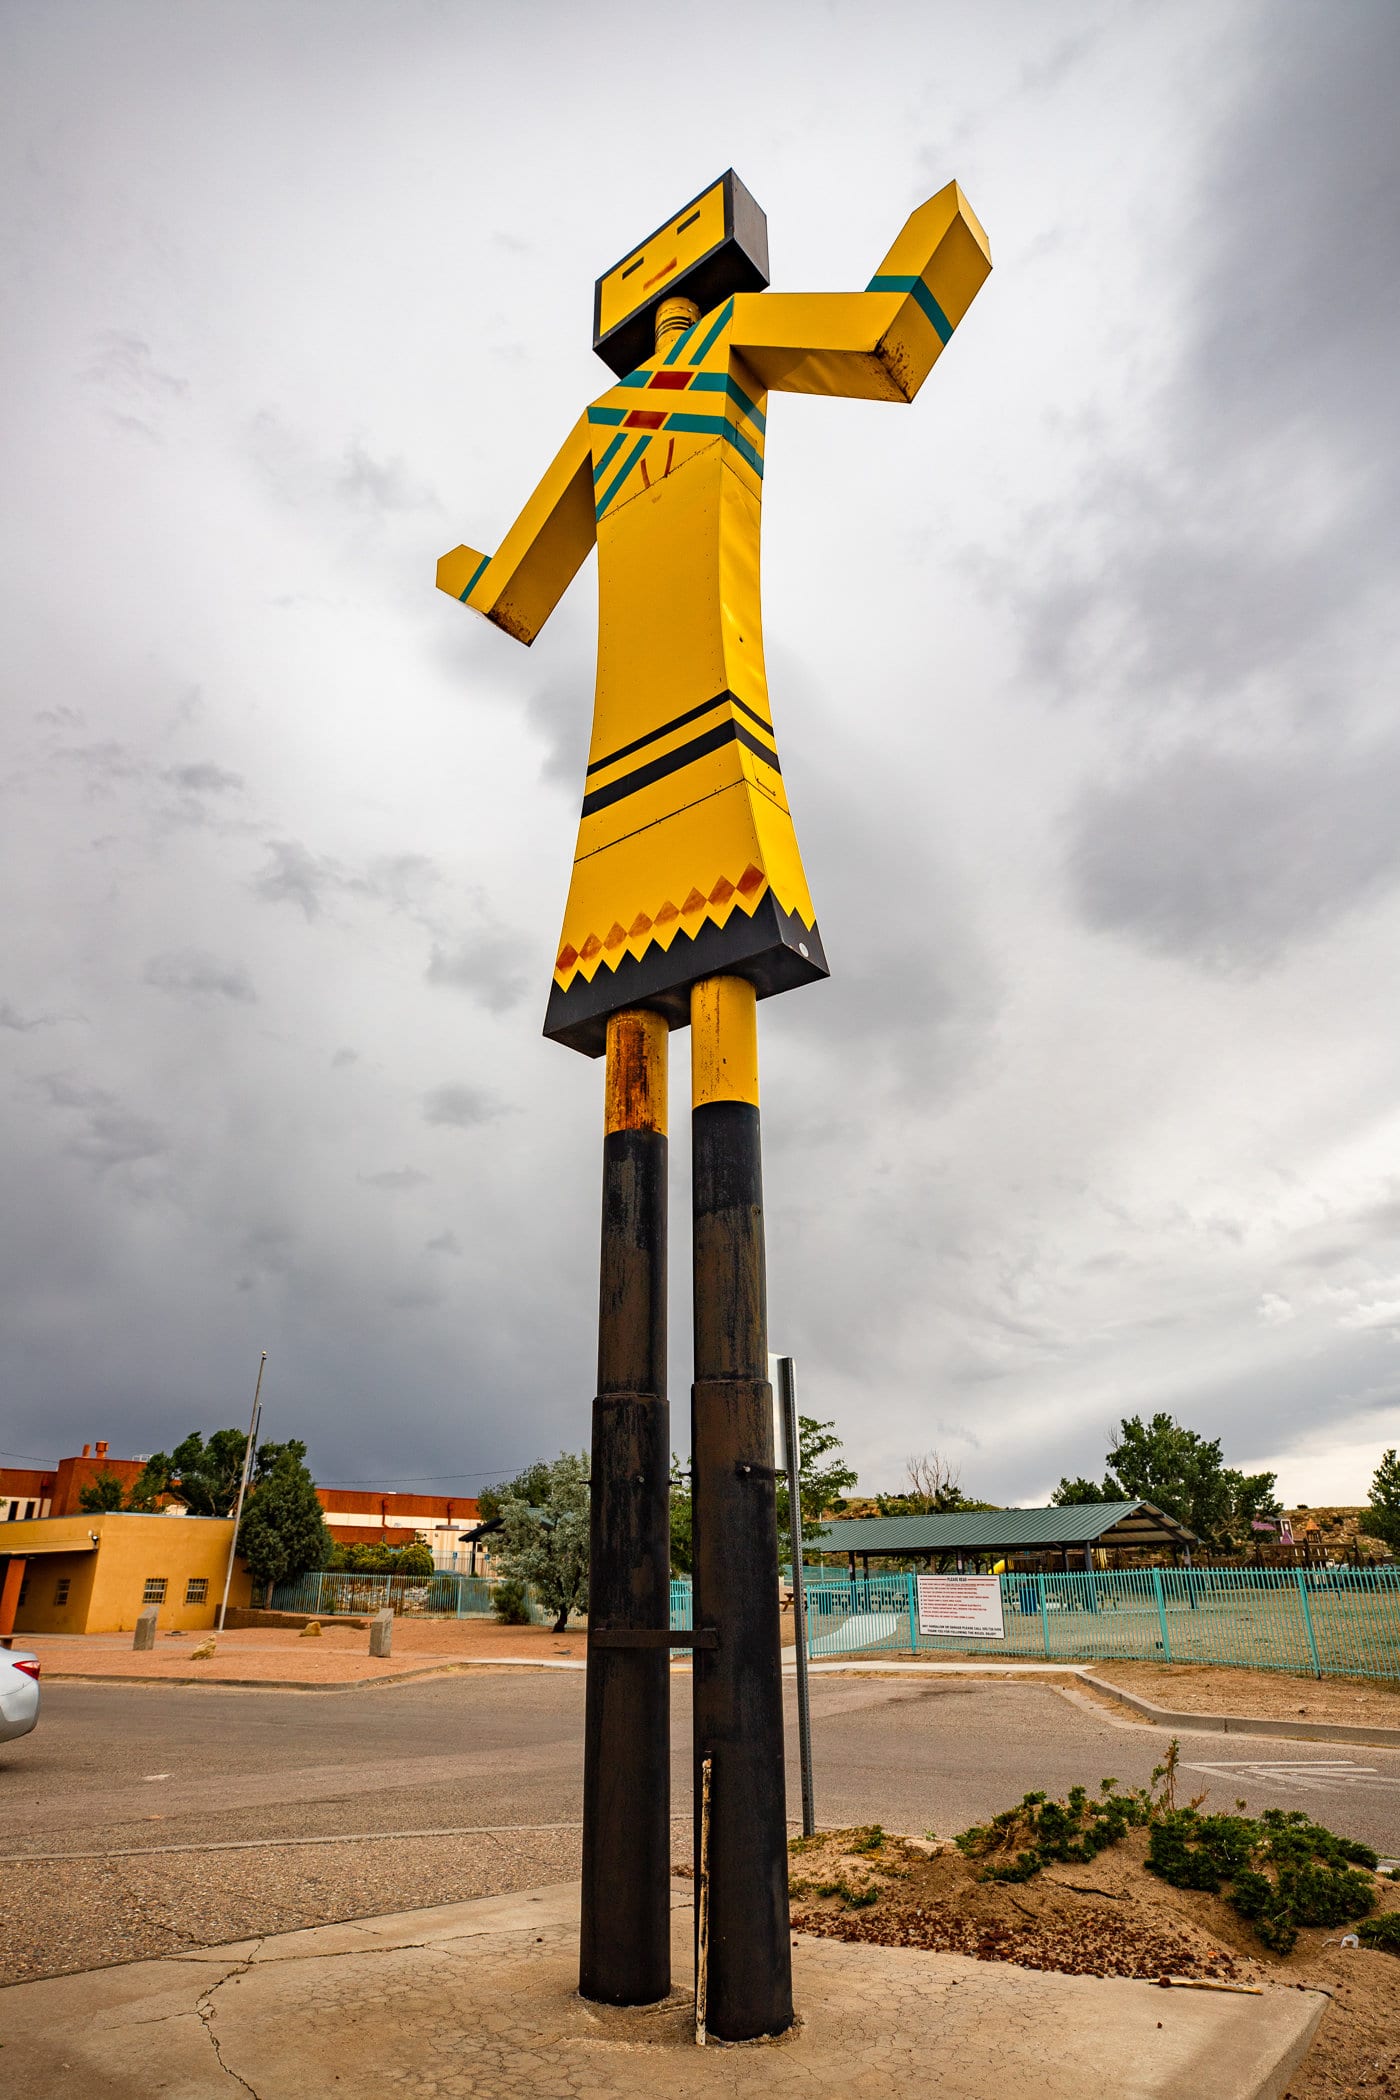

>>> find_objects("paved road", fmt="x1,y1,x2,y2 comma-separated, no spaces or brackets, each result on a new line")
2,1671,1397,1980
7,1672,1400,1854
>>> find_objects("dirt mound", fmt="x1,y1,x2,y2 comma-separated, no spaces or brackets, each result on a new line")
788,1828,1246,1983
787,1827,1400,2097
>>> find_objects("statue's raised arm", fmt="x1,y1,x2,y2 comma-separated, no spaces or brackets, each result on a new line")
727,181,991,401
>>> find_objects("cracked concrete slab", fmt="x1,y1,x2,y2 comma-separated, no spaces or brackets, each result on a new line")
0,1880,1324,2100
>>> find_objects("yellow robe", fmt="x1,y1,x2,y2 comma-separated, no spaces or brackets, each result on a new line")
438,183,991,1055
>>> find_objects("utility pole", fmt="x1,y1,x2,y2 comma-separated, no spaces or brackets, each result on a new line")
217,1350,265,1637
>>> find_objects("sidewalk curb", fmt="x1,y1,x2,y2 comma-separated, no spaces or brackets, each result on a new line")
39,1657,588,1693
1078,1671,1400,1748
782,1657,1400,1748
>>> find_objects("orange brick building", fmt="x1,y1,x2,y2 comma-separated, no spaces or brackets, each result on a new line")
315,1487,484,1566
4,1448,490,1573
1,1441,149,1523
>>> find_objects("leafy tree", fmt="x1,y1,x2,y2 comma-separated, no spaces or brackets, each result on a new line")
1106,1413,1229,1538
493,1451,590,1633
124,1455,172,1511
127,1429,250,1515
1094,1413,1279,1551
236,1440,333,1605
669,1457,693,1577
1365,1449,1400,1557
78,1472,127,1512
776,1416,858,1563
477,1462,554,1527
1219,1466,1283,1552
329,1537,437,1577
1051,1475,1120,1507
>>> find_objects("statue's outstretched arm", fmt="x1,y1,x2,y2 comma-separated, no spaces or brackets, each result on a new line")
727,181,991,403
436,414,595,646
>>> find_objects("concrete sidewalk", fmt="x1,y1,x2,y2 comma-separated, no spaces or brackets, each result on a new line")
0,1879,1324,2100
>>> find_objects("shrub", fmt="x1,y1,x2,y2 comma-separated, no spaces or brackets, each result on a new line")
1358,1914,1400,1953
955,1754,1383,1958
492,1577,532,1625
1147,1806,1378,1954
956,1778,1157,1884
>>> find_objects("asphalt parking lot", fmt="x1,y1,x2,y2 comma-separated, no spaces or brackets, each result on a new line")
3,1670,1398,1982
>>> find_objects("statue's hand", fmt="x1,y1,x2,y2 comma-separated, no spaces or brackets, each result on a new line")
436,543,490,603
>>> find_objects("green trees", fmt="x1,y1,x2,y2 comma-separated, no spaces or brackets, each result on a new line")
236,1440,333,1605
126,1429,249,1514
328,1538,435,1576
669,1458,693,1578
1366,1449,1400,1556
1051,1475,1119,1507
776,1416,858,1564
492,1451,590,1633
78,1472,127,1512
1053,1413,1281,1552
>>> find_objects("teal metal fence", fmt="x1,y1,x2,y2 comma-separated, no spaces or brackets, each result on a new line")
269,1566,1400,1677
797,1566,1400,1680
270,1570,506,1618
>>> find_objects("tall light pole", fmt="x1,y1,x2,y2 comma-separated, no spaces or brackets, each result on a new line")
217,1350,265,1637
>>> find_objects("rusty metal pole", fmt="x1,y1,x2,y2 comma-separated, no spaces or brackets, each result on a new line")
579,1007,672,2006
690,975,793,2041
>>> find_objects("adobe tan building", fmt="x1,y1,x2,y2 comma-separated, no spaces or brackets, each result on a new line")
0,1511,253,1640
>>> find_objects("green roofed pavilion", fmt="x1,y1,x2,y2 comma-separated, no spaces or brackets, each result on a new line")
808,1500,1198,1566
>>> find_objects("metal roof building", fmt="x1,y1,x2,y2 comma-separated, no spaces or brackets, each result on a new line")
808,1500,1198,1572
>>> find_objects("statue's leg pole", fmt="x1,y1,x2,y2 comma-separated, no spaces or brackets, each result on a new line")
579,1009,672,2005
690,976,793,2041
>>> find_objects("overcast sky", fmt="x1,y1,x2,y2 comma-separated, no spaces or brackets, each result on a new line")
3,1,1398,1508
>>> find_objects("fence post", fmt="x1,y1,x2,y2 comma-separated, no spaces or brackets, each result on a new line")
1037,1574,1051,1659
316,1571,324,1616
907,1570,918,1654
1294,1570,1324,1679
1151,1569,1172,1661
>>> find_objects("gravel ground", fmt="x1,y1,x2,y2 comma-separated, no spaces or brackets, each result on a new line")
22,1620,585,1686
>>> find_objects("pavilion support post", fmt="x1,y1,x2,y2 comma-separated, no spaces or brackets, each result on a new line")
690,975,792,2043
580,1010,672,2008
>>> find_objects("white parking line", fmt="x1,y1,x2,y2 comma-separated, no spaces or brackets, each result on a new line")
1183,1758,1400,1793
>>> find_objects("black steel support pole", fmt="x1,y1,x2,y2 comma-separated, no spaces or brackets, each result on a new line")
690,975,793,2042
579,1009,672,2006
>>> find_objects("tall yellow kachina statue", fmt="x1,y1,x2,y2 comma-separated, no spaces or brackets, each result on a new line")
438,170,990,2043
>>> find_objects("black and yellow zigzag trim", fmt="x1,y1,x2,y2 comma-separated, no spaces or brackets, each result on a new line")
543,891,827,1058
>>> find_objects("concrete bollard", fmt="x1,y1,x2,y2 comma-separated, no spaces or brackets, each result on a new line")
133,1606,158,1651
368,1608,394,1659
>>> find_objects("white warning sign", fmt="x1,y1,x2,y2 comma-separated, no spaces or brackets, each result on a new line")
916,1574,1006,1642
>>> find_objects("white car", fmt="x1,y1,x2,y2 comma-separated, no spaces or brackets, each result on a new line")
0,1646,40,1743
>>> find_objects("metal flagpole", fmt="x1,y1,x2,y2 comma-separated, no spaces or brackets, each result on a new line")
217,1351,266,1637
775,1356,815,1838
